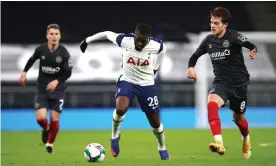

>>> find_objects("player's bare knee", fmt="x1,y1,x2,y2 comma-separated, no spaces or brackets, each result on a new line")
116,97,129,116
116,107,128,116
148,118,160,128
36,108,47,120
50,110,60,121
151,118,161,128
115,103,128,115
146,113,161,128
208,94,224,107
151,122,161,129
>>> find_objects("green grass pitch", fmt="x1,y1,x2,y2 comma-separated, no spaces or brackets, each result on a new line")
2,128,276,166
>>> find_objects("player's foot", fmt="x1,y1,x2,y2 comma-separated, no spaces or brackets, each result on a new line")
159,150,171,160
46,143,54,154
209,142,226,155
42,130,49,144
110,134,120,157
242,139,252,159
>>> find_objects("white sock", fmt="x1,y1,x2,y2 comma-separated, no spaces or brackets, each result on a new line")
214,135,223,144
46,142,53,147
152,123,166,151
112,109,125,139
242,135,250,141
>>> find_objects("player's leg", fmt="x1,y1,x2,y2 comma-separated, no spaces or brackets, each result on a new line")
34,91,50,144
136,85,170,160
45,92,64,153
229,86,251,159
111,81,134,157
233,112,250,142
46,110,61,153
207,84,228,155
233,111,251,159
112,96,129,139
145,111,170,160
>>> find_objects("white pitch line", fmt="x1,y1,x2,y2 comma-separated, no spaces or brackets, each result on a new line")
259,143,274,147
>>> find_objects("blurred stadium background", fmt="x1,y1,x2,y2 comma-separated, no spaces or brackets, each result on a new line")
1,1,276,131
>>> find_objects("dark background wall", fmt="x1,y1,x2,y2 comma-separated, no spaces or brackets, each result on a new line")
2,1,255,43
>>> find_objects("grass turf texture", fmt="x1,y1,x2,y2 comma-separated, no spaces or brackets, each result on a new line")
2,128,276,166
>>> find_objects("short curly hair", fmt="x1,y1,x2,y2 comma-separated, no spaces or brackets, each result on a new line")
210,7,232,24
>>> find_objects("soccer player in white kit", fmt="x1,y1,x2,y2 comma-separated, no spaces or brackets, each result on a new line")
80,23,170,160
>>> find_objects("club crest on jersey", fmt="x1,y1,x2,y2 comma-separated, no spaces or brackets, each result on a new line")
41,56,45,60
56,56,63,63
127,57,149,66
238,34,248,42
35,102,40,109
223,40,230,48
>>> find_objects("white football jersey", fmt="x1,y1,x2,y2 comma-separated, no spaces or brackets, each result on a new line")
85,31,165,86
110,32,165,86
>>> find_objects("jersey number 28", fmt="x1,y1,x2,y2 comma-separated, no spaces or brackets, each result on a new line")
147,96,159,108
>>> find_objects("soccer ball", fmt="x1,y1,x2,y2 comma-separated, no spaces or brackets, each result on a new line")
84,143,105,162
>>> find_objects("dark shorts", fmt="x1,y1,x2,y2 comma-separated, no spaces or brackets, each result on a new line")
115,81,159,114
209,84,247,114
34,90,65,113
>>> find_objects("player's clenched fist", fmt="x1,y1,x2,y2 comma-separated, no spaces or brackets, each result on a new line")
19,72,27,86
187,67,198,82
80,40,88,53
249,48,257,60
46,80,59,91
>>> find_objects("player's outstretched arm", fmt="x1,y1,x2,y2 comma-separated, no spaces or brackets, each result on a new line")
19,48,39,86
243,40,257,60
187,36,208,81
187,54,202,82
80,31,119,53
153,44,166,75
232,31,257,59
